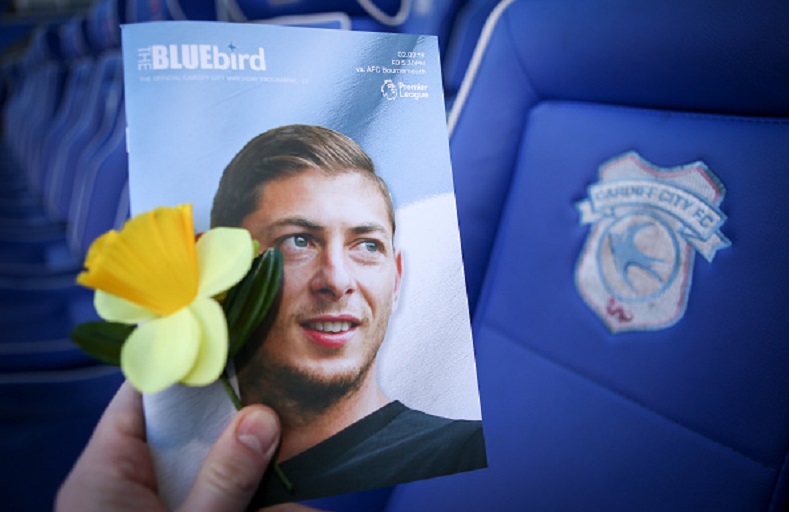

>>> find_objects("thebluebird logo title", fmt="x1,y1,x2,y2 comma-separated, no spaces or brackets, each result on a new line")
137,44,266,71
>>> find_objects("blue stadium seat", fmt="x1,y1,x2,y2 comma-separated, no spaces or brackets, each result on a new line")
1,2,127,511
2,24,66,214
440,0,499,105
385,1,789,511
0,15,99,246
125,0,216,23
0,60,126,344
225,0,463,54
0,0,129,327
166,0,220,21
46,54,119,222
0,366,124,512
0,0,127,261
87,0,126,50
226,0,404,20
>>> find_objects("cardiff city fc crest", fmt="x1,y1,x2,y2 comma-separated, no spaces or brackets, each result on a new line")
575,152,730,333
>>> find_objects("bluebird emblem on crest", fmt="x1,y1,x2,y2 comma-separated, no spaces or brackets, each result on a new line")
575,152,730,333
609,222,667,293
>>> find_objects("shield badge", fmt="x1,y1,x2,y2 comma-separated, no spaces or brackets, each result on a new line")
575,152,730,333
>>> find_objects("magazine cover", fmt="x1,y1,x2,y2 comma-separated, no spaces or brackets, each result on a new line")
121,20,485,507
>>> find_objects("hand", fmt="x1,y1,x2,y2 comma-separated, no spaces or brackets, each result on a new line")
56,381,282,512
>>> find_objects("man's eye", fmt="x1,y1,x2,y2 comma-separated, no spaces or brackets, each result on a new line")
357,240,384,254
292,235,309,248
281,234,311,250
364,241,379,252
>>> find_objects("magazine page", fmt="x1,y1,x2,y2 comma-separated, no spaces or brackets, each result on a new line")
121,20,485,507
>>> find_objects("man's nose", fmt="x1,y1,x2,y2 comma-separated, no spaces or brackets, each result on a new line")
310,245,355,299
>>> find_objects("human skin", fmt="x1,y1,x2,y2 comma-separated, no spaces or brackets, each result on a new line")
55,382,287,512
238,169,403,460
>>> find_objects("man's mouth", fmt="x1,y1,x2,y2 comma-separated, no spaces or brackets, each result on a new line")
303,320,355,333
300,316,361,349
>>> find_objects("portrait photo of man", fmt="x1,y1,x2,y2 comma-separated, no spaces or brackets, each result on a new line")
210,124,487,506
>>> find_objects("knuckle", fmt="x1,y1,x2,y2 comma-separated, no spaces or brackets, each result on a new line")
202,457,261,496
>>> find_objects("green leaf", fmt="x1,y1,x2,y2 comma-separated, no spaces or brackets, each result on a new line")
71,321,134,366
223,252,263,340
227,247,283,358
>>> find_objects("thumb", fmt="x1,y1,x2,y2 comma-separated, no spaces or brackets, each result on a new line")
178,405,281,512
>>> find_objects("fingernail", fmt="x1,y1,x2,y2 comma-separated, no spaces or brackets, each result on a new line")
237,408,279,458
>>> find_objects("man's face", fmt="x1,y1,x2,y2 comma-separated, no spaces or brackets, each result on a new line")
241,170,402,393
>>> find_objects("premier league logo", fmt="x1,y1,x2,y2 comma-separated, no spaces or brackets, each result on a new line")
381,79,398,101
575,152,730,333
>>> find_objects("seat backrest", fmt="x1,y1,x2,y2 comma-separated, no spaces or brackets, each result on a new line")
224,0,462,50
44,50,120,221
3,25,66,189
37,14,99,206
225,0,404,20
34,59,93,199
386,1,789,511
68,91,129,258
0,366,124,512
440,0,499,103
125,0,216,22
87,0,126,51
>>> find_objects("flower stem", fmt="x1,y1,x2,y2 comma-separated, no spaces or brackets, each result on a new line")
273,464,293,493
220,371,294,494
219,373,243,410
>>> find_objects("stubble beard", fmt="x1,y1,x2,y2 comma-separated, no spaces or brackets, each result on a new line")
236,308,391,428
249,350,376,428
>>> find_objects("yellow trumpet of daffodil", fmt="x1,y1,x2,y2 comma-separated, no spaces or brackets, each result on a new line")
77,204,255,394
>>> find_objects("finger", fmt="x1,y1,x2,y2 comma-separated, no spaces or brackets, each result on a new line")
95,380,146,441
178,405,280,512
56,381,163,511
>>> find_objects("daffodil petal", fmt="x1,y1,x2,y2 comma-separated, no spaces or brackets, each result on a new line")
180,297,228,386
78,204,198,316
94,290,158,324
121,309,200,394
195,227,254,298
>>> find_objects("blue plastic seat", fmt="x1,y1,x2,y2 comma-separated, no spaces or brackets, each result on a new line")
440,0,499,105
0,3,126,511
0,4,129,338
226,0,404,20
2,25,66,211
124,0,216,23
0,366,124,512
225,0,463,54
0,0,127,265
43,53,120,225
0,23,95,263
385,1,789,511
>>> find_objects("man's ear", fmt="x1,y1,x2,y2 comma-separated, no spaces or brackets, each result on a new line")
392,249,403,314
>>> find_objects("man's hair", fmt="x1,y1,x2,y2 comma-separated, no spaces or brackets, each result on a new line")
211,124,395,232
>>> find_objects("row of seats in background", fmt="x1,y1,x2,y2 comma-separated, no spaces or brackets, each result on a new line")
0,1,498,510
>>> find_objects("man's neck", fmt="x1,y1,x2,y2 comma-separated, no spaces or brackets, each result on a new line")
276,368,389,462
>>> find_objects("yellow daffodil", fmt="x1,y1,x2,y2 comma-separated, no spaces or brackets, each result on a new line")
77,204,255,394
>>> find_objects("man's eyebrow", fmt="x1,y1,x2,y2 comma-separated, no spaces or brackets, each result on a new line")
351,223,390,236
267,218,323,234
264,218,392,239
